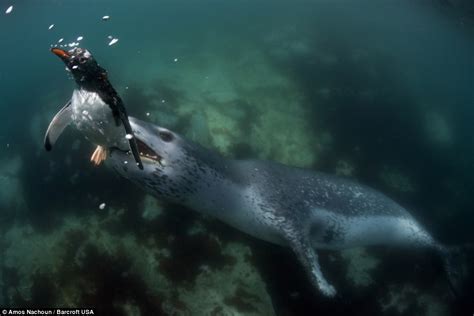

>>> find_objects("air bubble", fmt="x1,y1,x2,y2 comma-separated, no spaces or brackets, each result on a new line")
108,38,119,46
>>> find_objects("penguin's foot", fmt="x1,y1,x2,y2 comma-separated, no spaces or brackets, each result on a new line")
91,145,107,166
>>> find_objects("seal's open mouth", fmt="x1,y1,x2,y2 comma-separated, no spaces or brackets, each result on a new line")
136,138,162,163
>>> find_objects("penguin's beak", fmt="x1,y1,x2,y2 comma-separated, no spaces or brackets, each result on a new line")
51,48,70,60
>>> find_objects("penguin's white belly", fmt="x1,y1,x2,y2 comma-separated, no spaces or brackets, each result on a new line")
70,89,127,149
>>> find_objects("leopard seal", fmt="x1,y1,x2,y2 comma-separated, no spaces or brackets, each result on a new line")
107,117,467,297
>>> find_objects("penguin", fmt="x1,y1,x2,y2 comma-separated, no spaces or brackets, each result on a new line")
44,47,143,169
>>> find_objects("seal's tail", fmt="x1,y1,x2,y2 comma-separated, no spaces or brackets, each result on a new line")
439,244,473,299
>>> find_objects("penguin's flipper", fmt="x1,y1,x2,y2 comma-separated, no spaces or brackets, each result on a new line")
119,111,143,170
44,100,72,151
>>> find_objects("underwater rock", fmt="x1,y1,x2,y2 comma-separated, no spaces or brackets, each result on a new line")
186,220,207,236
168,243,274,316
3,223,62,302
0,264,3,305
335,159,355,177
186,110,212,146
340,248,380,288
423,111,453,147
1,209,274,314
379,284,448,316
154,111,180,129
0,156,26,217
417,293,449,316
380,284,419,314
249,107,318,167
263,25,343,69
263,26,314,61
141,194,163,221
204,104,243,154
118,302,140,316
379,166,416,194
125,43,323,166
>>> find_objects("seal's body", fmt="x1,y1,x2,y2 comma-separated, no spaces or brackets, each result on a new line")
230,161,435,250
107,118,460,297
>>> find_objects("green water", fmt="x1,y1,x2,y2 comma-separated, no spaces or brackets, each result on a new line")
0,1,473,315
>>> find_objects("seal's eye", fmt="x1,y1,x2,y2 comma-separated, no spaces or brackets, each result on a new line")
159,131,173,142
79,57,87,64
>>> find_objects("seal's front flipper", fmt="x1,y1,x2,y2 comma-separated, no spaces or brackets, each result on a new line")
44,100,72,151
286,233,337,297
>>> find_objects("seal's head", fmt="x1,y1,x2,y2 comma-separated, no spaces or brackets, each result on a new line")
108,117,190,199
108,117,227,202
51,47,108,91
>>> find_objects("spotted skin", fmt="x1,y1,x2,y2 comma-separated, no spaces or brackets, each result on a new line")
108,117,440,297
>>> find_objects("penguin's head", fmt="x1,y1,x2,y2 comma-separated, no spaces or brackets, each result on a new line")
51,47,108,91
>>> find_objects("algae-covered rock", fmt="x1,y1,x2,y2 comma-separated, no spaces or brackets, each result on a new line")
174,243,274,316
379,284,449,316
379,166,417,194
423,110,453,147
380,284,419,314
335,159,356,177
1,208,274,315
122,42,326,168
0,156,26,217
4,223,67,302
141,194,164,221
340,247,380,288
0,261,3,305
